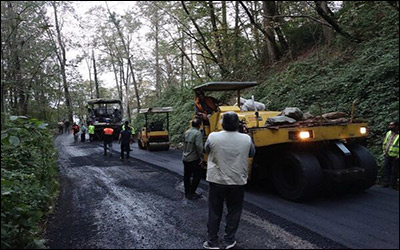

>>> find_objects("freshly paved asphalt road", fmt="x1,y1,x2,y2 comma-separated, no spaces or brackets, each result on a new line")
111,139,399,249
45,134,399,249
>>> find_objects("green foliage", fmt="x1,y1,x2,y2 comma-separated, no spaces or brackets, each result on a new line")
1,115,59,249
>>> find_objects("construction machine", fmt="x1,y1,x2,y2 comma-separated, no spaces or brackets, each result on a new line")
138,107,173,151
86,98,123,140
195,82,377,201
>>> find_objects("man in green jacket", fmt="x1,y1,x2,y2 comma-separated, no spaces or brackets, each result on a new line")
382,121,399,189
182,118,204,200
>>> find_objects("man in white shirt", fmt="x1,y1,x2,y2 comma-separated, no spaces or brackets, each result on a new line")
203,112,255,249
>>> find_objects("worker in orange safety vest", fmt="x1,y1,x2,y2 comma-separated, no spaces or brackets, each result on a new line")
103,123,114,156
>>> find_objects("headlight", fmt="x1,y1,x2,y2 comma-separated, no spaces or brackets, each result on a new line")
299,131,311,139
360,127,367,135
289,130,313,140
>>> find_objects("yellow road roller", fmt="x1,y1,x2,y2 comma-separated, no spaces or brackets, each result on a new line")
138,107,173,151
195,82,377,201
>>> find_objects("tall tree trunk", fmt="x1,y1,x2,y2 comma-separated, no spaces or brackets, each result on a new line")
84,56,93,99
155,8,161,98
181,28,185,88
106,4,141,112
314,1,360,43
92,50,100,98
319,1,335,44
234,1,240,65
111,60,122,103
251,1,261,57
261,1,280,66
52,2,73,123
209,1,226,76
274,2,289,54
182,1,229,77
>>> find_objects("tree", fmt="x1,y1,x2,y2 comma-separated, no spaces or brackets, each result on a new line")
51,1,73,123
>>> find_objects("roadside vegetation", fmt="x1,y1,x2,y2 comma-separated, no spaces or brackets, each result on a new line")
1,116,59,249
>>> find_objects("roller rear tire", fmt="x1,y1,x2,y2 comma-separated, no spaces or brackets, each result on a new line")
272,151,323,202
347,144,378,192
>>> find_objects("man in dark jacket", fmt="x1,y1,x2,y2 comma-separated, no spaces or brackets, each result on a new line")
119,121,132,161
182,118,204,200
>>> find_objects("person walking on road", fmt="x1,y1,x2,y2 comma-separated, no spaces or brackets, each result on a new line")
103,123,114,156
119,121,132,161
72,123,80,142
88,123,95,142
80,123,88,142
122,121,135,149
64,120,70,134
58,121,64,134
203,111,255,250
182,118,204,200
382,121,399,189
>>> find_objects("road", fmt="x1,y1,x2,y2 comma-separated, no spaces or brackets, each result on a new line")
45,134,399,249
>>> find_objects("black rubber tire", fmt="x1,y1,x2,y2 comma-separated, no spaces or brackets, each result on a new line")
315,146,350,194
272,151,323,202
317,146,347,170
347,144,378,191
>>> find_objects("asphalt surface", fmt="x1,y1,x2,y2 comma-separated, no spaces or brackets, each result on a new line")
45,134,399,249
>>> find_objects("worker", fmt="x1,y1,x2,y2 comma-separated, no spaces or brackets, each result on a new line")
64,120,70,134
58,121,64,134
195,89,221,125
119,121,133,161
382,121,399,189
122,121,136,149
88,123,95,142
203,111,255,249
182,118,204,200
103,123,114,156
72,123,80,142
80,123,87,142
122,121,136,142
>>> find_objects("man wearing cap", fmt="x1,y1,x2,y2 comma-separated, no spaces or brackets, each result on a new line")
203,111,255,249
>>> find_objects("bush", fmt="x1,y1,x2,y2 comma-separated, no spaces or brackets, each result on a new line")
1,115,59,249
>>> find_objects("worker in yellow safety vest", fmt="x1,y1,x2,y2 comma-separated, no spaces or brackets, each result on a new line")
88,123,95,142
382,121,399,189
122,122,136,143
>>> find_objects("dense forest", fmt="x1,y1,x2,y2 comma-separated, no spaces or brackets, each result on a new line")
1,1,399,248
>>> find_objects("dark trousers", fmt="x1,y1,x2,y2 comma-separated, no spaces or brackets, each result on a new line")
383,156,399,188
183,160,202,195
104,141,113,155
81,133,86,142
89,134,94,142
121,144,130,159
207,182,245,244
73,132,79,142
